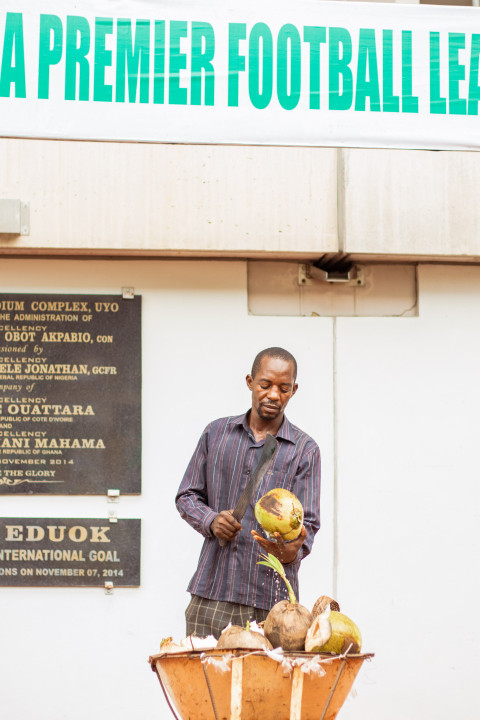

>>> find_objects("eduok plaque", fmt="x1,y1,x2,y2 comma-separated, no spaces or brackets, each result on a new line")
0,294,141,494
0,517,141,587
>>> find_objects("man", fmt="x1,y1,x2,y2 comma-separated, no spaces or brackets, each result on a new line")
175,347,321,638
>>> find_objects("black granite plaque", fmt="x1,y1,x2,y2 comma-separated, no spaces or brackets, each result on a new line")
0,517,141,586
0,294,141,494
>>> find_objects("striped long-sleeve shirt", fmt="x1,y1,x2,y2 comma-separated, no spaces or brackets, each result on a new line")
175,412,321,611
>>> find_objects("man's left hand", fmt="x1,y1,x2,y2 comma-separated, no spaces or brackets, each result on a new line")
251,525,307,565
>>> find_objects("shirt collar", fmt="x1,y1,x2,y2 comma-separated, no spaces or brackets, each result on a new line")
230,411,296,445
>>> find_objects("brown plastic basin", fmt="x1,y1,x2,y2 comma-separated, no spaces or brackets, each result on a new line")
149,649,373,720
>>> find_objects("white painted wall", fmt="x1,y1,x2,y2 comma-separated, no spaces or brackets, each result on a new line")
0,258,478,719
336,264,480,720
0,258,334,720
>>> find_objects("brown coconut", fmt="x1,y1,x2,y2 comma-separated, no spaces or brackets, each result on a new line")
263,600,312,651
216,625,273,650
312,595,340,618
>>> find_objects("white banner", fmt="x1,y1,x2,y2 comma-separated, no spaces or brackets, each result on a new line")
0,0,479,149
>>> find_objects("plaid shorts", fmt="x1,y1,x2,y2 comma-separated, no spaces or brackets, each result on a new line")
185,595,269,639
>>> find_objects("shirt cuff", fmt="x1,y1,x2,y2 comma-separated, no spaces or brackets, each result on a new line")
283,551,301,567
202,509,219,537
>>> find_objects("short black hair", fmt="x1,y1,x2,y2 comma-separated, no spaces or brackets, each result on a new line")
251,347,297,380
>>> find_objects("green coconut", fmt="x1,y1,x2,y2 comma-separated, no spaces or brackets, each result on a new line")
255,488,303,541
305,610,362,655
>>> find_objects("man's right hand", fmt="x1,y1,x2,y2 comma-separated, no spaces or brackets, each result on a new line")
210,510,242,542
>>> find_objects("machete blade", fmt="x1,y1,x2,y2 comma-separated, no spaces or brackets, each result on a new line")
219,432,278,546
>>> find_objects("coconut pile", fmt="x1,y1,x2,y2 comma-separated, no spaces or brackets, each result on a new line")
159,594,361,656
215,593,362,655
160,490,362,657
227,556,362,655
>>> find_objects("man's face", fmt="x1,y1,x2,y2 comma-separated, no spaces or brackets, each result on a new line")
246,356,298,422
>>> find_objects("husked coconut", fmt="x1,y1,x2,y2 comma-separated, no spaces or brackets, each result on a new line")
257,552,312,651
216,624,273,650
264,600,312,651
159,637,186,654
312,595,340,618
